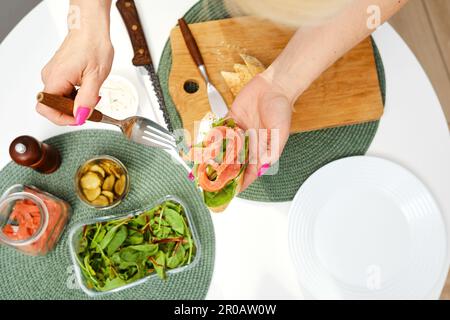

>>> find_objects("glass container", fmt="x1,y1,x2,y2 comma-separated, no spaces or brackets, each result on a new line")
75,155,130,210
69,195,201,296
0,185,71,256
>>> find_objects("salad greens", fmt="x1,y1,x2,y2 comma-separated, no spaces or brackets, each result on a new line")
76,200,196,292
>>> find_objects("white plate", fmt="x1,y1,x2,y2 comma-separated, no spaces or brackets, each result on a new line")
288,156,448,299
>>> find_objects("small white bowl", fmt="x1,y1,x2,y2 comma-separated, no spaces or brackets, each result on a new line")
96,74,139,120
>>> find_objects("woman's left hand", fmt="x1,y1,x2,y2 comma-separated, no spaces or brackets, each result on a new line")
228,72,293,191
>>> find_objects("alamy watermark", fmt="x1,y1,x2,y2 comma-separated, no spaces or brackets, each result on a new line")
367,5,381,30
169,124,281,176
67,5,81,30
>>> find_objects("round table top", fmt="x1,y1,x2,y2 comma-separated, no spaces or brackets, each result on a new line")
0,0,449,299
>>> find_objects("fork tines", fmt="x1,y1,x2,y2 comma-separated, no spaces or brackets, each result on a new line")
142,124,177,151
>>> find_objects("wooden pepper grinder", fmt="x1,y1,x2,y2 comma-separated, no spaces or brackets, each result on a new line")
9,136,61,174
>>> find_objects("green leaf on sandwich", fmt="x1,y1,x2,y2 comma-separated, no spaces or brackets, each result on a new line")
212,118,236,128
203,179,238,208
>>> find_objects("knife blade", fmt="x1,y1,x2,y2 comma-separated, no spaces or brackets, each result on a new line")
178,18,229,119
116,0,172,131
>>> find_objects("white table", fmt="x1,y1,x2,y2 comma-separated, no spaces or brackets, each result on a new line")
0,0,449,299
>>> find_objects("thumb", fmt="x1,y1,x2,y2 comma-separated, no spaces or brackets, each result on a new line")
73,74,103,125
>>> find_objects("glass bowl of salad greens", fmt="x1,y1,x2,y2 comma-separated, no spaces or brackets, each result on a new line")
68,195,200,296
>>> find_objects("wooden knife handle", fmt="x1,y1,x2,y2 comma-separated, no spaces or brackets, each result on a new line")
116,0,152,66
178,18,204,67
36,92,103,122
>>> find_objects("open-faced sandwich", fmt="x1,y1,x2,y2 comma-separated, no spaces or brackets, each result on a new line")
183,53,263,212
186,118,249,212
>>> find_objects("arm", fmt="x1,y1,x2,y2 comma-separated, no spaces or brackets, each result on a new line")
36,0,113,125
265,0,409,103
230,0,409,190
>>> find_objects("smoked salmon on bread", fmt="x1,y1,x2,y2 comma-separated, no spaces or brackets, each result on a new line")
187,118,249,212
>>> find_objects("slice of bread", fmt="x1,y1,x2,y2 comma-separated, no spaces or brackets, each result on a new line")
233,63,253,85
240,53,266,76
221,54,266,97
220,71,243,96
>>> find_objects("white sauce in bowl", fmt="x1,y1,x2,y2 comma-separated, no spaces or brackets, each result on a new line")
96,75,139,120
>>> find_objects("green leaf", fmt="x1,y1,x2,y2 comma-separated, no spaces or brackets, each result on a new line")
126,231,144,245
212,118,235,128
100,277,127,292
78,235,88,254
203,180,238,208
134,215,147,226
119,247,142,263
110,252,121,265
99,220,127,249
84,254,96,276
153,251,166,280
154,226,171,239
106,225,127,256
167,245,186,269
164,241,176,257
143,206,160,218
163,208,185,234
167,255,181,269
92,228,107,248
128,244,159,256
165,201,181,211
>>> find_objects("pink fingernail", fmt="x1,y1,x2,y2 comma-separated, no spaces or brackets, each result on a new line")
257,163,270,177
75,106,91,126
188,171,195,181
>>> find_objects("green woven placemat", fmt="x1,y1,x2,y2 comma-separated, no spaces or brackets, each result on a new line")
0,130,214,300
158,0,386,202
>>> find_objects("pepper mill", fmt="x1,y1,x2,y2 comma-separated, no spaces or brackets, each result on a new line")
9,136,61,174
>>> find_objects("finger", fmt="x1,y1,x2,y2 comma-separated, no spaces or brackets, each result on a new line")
240,163,258,191
240,139,272,192
240,127,259,191
73,73,103,125
240,95,291,191
36,75,76,126
36,103,75,126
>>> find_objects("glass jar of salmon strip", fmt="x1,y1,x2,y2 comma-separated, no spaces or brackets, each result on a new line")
0,185,71,256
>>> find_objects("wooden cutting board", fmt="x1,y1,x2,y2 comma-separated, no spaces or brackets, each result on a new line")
169,17,383,137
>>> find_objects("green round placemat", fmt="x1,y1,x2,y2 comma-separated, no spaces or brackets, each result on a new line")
157,0,386,202
0,130,214,300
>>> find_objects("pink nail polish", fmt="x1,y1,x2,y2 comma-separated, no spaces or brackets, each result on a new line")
75,106,91,126
188,171,195,181
257,163,270,177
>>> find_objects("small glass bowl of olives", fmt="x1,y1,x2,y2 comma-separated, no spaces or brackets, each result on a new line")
75,156,130,210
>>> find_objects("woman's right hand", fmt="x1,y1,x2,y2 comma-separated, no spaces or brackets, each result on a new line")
36,28,114,126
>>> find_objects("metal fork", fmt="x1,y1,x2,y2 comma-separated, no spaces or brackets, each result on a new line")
37,92,177,151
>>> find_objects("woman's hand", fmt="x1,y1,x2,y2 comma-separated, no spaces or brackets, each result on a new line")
229,0,409,191
36,0,113,126
36,30,114,126
228,72,293,191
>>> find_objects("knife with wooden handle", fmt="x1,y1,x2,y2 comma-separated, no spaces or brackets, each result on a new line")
178,18,229,118
116,0,170,129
